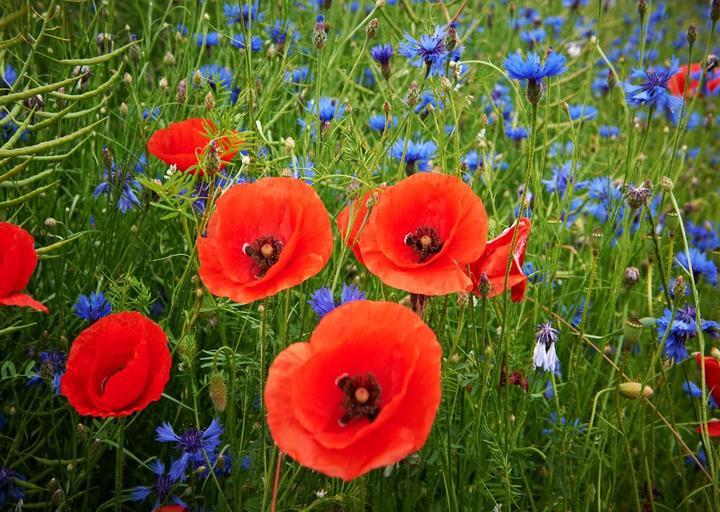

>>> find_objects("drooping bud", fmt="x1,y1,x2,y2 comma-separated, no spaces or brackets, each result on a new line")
209,372,228,412
619,382,653,399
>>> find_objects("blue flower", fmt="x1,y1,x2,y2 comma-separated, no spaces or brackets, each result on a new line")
683,380,718,409
142,107,161,121
27,350,66,394
0,466,25,508
224,2,263,28
542,412,584,436
622,66,683,112
267,20,296,47
73,292,112,322
156,419,224,481
1,64,17,89
545,16,565,37
370,43,394,65
285,66,309,87
504,50,567,83
599,125,620,138
542,161,574,197
656,305,720,363
520,28,546,47
195,31,221,47
309,284,366,318
231,33,263,52
413,90,443,115
686,221,720,252
308,97,344,123
576,176,623,224
197,64,233,91
505,124,529,141
676,248,718,286
289,156,315,183
685,446,708,470
93,158,143,213
391,138,436,173
398,26,448,77
568,104,598,121
130,460,185,509
368,114,397,132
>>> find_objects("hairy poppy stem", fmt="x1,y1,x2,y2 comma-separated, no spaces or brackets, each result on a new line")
270,451,284,512
114,417,125,512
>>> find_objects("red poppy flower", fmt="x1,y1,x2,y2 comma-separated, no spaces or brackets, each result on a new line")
355,173,488,295
61,312,171,417
694,355,720,437
198,177,333,304
147,118,241,173
0,222,48,313
667,64,720,97
336,187,386,265
468,217,531,301
155,507,187,512
265,300,442,481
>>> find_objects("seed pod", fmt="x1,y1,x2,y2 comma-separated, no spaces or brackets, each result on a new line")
624,317,643,343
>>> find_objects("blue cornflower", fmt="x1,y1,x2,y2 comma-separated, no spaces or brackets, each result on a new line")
542,412,584,436
505,124,529,142
676,249,718,286
197,64,233,91
520,28,546,48
1,64,17,89
533,322,559,372
0,467,25,508
390,138,436,173
285,65,309,84
656,305,720,363
568,104,598,121
462,150,480,173
93,159,143,213
563,0,589,7
73,292,112,322
27,350,66,394
289,156,315,183
267,20,296,47
685,446,708,470
156,419,224,481
576,176,623,223
599,125,620,138
542,161,574,197
130,460,185,509
549,141,574,159
231,33,263,52
398,26,448,77
308,284,366,318
308,97,344,123
413,90,443,115
368,114,397,132
622,66,683,112
224,2,262,28
686,222,720,252
370,44,394,66
504,50,567,82
682,380,718,409
195,31,221,47
545,16,565,37
187,172,246,213
175,24,189,37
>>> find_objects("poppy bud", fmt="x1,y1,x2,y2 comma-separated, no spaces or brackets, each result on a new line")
209,372,228,412
366,18,378,39
178,334,197,362
478,272,491,298
624,267,640,288
619,382,653,399
624,317,643,343
644,233,655,262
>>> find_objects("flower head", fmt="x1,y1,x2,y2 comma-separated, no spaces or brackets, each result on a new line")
676,248,718,286
73,291,112,322
0,222,48,313
0,466,25,507
130,459,185,509
656,305,720,362
309,284,366,318
156,419,224,481
390,139,436,174
398,26,450,77
533,322,559,371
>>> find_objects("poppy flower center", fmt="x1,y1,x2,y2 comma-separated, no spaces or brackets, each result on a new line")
404,226,443,262
336,372,382,426
243,235,284,278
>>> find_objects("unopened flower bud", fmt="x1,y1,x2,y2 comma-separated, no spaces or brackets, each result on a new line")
478,272,491,298
209,372,228,412
366,18,378,39
624,266,640,288
687,23,697,45
619,382,653,399
163,51,176,65
159,77,169,91
123,72,132,85
406,81,420,109
205,90,216,111
313,16,327,49
712,0,720,23
193,69,203,87
638,0,647,18
177,79,187,104
672,275,687,300
119,102,128,116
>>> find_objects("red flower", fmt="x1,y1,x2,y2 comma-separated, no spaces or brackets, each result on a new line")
61,312,171,417
355,173,488,295
468,217,531,301
667,64,720,97
694,355,720,437
0,222,48,313
198,177,333,304
155,507,187,512
147,118,241,173
336,187,386,265
265,300,442,481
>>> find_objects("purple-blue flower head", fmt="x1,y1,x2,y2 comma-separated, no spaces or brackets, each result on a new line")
156,419,224,481
390,139,437,173
504,50,567,83
309,284,366,318
370,43,394,65
398,26,448,77
676,248,718,286
73,291,112,322
656,305,720,363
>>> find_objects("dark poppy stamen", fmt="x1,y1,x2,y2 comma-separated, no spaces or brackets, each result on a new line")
336,372,382,426
243,235,283,278
404,226,443,262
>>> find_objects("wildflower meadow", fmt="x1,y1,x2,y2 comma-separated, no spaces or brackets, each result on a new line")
2,0,720,510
